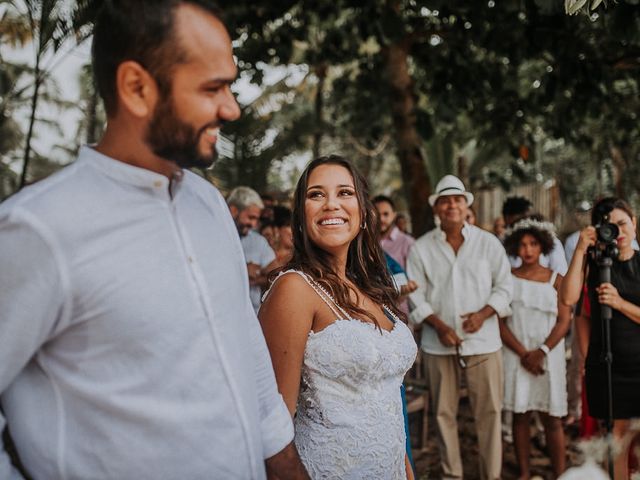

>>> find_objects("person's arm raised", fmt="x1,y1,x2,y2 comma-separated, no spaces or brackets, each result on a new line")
560,226,595,306
544,274,573,350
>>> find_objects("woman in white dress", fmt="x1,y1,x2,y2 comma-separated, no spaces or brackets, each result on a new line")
499,217,572,480
259,155,417,480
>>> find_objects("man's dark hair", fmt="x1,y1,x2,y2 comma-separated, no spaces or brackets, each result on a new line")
91,0,223,116
372,194,395,211
502,196,533,219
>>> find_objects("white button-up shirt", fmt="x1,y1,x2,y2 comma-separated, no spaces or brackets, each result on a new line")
406,223,513,356
0,147,293,480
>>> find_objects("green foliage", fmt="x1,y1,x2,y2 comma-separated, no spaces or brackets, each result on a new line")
2,0,639,216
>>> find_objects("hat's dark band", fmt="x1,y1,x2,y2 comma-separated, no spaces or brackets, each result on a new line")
437,187,464,194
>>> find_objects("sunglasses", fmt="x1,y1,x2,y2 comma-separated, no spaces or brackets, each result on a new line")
455,343,488,370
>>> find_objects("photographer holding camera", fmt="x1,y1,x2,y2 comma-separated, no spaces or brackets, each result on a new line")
560,197,640,478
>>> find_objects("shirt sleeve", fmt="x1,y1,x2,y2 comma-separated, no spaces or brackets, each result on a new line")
486,237,513,317
0,211,67,479
549,237,568,275
564,233,578,264
246,301,294,458
258,235,276,268
406,243,435,325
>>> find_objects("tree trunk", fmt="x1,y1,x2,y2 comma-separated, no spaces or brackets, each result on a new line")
312,63,327,159
382,38,433,236
19,58,41,190
609,144,626,198
457,154,469,187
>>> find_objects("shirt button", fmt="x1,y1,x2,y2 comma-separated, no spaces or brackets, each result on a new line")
153,180,163,188
188,256,194,263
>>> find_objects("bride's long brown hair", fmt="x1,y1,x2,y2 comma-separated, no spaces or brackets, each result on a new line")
281,155,403,327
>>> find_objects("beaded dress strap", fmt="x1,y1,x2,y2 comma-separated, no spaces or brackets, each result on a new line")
262,269,350,321
294,271,353,321
382,304,399,324
296,271,400,326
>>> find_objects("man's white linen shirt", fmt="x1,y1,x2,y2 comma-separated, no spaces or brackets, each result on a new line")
0,147,293,480
406,223,513,356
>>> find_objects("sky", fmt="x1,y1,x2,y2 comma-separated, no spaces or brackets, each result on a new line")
2,37,269,165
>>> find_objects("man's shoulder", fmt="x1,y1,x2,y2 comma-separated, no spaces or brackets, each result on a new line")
245,230,272,250
469,224,502,247
0,161,85,220
415,228,440,245
395,228,415,245
182,169,219,192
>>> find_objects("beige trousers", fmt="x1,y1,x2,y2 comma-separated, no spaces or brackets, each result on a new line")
425,350,503,480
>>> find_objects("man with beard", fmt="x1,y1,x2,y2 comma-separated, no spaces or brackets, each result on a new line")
373,195,415,269
373,195,417,308
227,186,277,312
0,2,308,479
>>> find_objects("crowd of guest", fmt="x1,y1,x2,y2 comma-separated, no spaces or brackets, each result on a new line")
227,173,640,480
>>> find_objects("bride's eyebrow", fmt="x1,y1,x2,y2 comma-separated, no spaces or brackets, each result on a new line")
306,184,355,190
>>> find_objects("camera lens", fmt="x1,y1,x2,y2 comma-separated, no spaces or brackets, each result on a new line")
597,223,619,243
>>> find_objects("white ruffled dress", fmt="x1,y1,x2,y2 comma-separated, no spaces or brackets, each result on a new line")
503,272,567,417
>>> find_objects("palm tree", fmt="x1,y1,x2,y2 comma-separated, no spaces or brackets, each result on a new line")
7,0,99,189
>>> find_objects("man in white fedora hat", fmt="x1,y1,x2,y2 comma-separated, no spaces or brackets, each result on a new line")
406,174,513,480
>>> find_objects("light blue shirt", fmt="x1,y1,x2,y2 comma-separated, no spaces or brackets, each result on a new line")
240,230,276,312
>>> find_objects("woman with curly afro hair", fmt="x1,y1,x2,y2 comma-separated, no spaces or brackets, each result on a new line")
499,216,572,479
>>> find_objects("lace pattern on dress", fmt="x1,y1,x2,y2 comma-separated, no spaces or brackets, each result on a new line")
264,269,416,479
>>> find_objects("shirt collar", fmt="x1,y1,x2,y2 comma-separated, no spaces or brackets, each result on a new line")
436,221,472,241
77,145,184,199
388,226,400,240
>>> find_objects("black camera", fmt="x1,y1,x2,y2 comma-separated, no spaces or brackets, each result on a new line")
592,215,619,261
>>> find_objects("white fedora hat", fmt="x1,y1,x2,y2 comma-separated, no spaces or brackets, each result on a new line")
428,175,474,207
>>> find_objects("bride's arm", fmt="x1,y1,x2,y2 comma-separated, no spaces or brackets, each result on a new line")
259,273,315,416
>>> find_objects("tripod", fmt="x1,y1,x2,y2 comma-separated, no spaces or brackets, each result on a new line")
597,256,615,479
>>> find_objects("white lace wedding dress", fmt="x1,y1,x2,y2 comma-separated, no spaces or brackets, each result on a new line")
272,270,418,479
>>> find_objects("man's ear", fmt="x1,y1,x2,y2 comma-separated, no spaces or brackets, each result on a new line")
229,205,238,218
115,61,159,118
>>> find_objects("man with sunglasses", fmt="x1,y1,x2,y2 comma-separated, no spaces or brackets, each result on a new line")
406,175,513,480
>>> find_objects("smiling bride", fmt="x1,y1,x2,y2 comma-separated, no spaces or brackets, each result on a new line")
258,155,417,479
